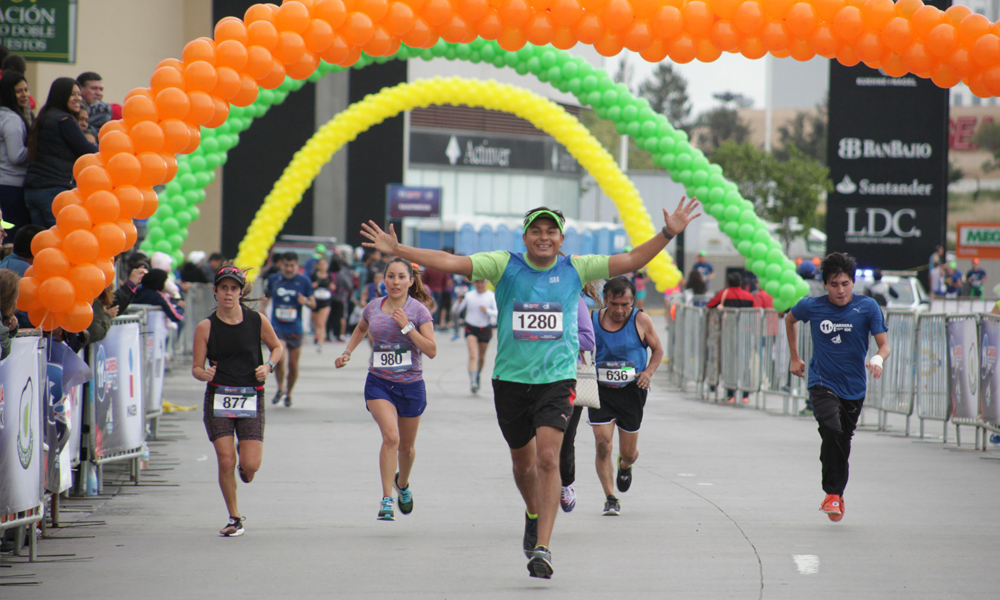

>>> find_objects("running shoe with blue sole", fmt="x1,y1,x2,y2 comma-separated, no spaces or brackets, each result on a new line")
394,473,413,515
378,496,394,521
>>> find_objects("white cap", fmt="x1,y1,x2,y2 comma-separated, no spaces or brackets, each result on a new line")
187,250,206,264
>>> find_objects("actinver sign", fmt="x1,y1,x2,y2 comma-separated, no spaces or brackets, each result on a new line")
837,138,933,159
845,208,921,244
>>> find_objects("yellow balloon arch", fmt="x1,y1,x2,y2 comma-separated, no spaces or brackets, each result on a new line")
235,76,682,289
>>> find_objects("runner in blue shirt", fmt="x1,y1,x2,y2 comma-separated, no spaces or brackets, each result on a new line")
785,252,889,523
263,252,316,407
967,258,987,298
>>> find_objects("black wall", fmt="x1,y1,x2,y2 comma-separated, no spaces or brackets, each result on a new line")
347,61,407,248
214,0,315,258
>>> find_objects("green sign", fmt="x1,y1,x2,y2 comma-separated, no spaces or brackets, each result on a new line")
0,0,77,63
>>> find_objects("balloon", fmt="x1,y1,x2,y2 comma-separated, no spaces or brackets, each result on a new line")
68,264,107,300
30,229,63,255
123,94,159,128
77,165,113,197
39,276,76,312
84,190,122,223
96,259,116,287
107,153,142,187
55,204,93,233
114,186,145,219
93,222,127,258
51,189,84,216
62,229,100,264
58,300,94,333
99,130,134,158
16,276,42,312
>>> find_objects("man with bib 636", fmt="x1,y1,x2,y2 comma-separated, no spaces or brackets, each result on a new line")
785,252,889,522
360,198,699,579
263,252,316,408
589,276,663,517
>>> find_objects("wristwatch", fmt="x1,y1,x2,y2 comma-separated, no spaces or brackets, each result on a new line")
401,322,415,335
265,360,275,371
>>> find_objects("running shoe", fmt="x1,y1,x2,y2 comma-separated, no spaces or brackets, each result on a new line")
394,473,413,515
451,331,460,341
471,382,479,394
819,494,843,519
560,484,576,512
378,496,395,521
316,344,322,354
825,495,845,522
603,495,621,516
523,512,538,558
284,394,292,407
271,390,284,405
616,456,633,493
220,516,244,537
527,545,553,579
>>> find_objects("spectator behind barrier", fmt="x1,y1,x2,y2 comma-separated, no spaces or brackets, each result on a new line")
0,55,34,121
685,269,707,295
706,271,755,309
203,252,225,281
0,267,19,359
73,107,96,145
0,223,41,276
0,70,31,235
24,77,98,227
135,268,185,326
179,250,210,285
76,71,111,134
88,263,146,343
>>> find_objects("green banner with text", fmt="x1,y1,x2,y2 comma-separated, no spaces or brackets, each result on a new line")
0,0,77,63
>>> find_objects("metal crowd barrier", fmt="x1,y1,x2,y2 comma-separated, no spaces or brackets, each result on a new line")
666,299,1000,449
178,283,216,356
930,298,997,315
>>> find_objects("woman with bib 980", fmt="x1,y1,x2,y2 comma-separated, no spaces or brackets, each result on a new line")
192,267,283,537
335,259,436,521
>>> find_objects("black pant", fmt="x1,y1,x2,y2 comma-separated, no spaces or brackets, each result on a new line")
329,299,345,338
559,405,583,487
810,386,864,496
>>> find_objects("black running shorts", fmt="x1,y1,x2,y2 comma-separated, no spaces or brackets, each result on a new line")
464,324,493,344
588,383,648,433
491,379,575,449
203,388,266,442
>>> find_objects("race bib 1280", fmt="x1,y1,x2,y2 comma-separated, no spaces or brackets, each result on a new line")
372,343,413,373
213,386,258,418
512,302,563,341
597,361,636,388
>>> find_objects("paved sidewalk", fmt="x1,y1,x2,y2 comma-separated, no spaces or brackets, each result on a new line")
4,315,999,599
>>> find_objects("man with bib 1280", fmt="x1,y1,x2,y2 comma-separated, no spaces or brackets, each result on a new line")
262,252,316,408
360,197,699,580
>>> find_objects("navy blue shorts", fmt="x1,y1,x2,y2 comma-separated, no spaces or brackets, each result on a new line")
364,373,427,418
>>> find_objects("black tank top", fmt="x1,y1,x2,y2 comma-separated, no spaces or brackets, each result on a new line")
206,306,263,387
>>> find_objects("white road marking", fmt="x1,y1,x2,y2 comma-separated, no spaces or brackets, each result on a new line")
197,455,208,461
793,554,820,575
697,482,713,486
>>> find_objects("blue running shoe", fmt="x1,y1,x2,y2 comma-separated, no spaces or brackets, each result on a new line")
394,473,413,515
377,496,394,521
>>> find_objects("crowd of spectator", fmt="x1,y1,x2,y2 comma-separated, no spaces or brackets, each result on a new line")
0,47,116,235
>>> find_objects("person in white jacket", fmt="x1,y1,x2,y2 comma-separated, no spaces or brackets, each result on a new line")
453,278,498,393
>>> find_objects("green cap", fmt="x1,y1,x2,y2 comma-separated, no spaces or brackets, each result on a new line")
523,209,565,233
1,218,13,229
313,244,327,258
948,261,957,269
698,251,707,257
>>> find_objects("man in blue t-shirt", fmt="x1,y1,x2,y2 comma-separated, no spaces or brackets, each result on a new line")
967,258,987,298
263,252,316,407
785,252,889,523
693,251,714,283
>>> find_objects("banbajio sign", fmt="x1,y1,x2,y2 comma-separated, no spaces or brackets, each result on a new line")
826,0,950,273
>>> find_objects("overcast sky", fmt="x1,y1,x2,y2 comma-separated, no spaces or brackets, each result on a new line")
609,51,768,118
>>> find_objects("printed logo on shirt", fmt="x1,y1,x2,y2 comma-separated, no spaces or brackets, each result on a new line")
275,286,299,300
820,320,854,335
549,276,560,283
831,335,842,344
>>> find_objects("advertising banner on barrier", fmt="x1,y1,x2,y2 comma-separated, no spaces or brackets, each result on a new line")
144,309,167,416
0,337,42,515
981,318,1000,425
90,322,145,458
43,342,90,494
947,318,979,420
825,0,950,275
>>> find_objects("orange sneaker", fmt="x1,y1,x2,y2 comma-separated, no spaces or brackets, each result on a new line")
820,494,843,520
828,497,845,522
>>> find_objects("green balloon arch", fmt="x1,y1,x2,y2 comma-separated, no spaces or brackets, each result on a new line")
143,39,809,309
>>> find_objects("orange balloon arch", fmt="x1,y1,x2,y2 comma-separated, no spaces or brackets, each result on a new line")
18,0,1000,331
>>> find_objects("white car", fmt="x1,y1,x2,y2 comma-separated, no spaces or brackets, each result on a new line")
805,270,930,311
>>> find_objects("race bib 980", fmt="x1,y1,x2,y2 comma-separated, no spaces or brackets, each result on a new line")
597,361,636,388
512,302,563,341
372,343,414,373
213,386,258,418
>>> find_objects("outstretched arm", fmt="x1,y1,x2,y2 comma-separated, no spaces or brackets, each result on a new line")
608,197,701,277
361,222,474,277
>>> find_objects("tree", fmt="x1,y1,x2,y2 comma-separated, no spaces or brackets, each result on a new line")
613,54,636,90
774,97,828,165
972,121,1000,172
695,107,751,152
579,109,656,170
711,141,832,252
637,63,692,131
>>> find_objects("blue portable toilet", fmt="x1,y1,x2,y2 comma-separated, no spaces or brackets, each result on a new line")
477,224,494,254
595,228,611,255
580,230,595,255
457,223,476,256
495,223,513,253
563,227,579,256
612,227,628,253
